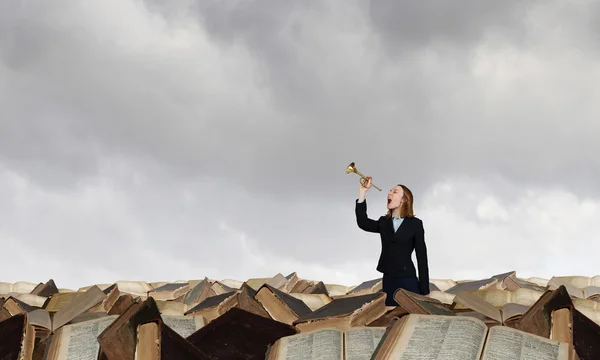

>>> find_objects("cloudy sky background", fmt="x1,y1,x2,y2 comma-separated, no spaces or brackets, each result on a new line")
1,0,599,290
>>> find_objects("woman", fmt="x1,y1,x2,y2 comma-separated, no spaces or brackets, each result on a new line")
355,176,430,305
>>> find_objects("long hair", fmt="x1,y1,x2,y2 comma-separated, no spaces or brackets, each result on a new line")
386,184,415,218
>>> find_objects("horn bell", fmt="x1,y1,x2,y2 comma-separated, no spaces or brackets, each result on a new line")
346,162,357,174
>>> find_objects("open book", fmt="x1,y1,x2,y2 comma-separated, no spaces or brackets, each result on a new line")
372,314,571,360
265,326,386,360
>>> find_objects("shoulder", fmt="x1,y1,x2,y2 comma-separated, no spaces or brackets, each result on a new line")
409,216,424,227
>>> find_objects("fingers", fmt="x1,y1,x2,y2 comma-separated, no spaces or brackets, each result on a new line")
360,176,373,189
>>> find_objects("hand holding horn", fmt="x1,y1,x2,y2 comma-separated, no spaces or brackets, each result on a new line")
345,162,382,191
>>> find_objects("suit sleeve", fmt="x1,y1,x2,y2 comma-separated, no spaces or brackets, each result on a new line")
355,199,380,233
415,219,430,295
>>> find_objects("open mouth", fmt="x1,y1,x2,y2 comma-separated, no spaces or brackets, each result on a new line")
387,198,391,204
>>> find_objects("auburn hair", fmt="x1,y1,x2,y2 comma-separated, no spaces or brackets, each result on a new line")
386,184,415,218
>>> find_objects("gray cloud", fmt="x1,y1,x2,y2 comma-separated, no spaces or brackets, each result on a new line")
368,0,535,51
1,0,600,288
3,0,600,198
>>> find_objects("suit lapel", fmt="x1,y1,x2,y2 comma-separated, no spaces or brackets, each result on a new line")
387,217,396,235
393,217,409,236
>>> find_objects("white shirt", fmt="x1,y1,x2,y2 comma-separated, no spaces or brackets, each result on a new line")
392,216,404,232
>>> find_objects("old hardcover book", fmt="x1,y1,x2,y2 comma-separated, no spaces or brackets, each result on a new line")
549,304,600,360
290,279,311,293
30,279,59,298
282,272,299,293
0,313,35,360
301,281,329,295
186,307,296,360
368,289,454,327
394,289,455,315
133,320,213,360
107,294,137,316
503,276,548,292
235,283,271,319
183,279,216,308
451,290,537,328
371,314,570,360
43,293,79,313
293,292,387,332
2,296,38,315
96,297,162,360
148,283,190,301
346,278,382,296
265,326,386,360
452,287,543,310
210,281,235,295
445,278,498,294
515,285,573,338
42,315,118,360
51,286,107,331
571,307,600,360
255,284,312,325
2,287,107,335
0,307,12,323
184,291,238,322
288,293,332,311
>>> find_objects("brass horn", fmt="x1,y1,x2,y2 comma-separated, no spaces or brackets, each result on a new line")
346,162,382,191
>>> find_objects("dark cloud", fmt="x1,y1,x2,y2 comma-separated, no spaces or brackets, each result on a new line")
1,0,600,288
2,0,599,201
367,0,535,51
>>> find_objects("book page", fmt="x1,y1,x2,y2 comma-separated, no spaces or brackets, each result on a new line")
583,286,600,299
574,307,600,326
454,291,502,323
427,291,456,305
52,286,107,331
473,289,512,307
156,300,187,315
389,315,487,360
289,294,332,311
572,297,600,310
345,327,386,360
115,281,152,298
55,315,118,360
45,293,80,313
513,288,544,306
277,328,343,360
28,309,52,330
501,303,529,322
161,315,205,338
15,293,48,307
481,325,568,360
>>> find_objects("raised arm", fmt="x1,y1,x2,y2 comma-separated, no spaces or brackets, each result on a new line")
414,219,430,295
355,199,380,233
355,176,380,233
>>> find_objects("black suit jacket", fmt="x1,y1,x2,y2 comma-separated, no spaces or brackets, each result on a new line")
355,199,430,295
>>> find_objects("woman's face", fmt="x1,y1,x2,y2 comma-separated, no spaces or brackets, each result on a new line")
387,186,404,210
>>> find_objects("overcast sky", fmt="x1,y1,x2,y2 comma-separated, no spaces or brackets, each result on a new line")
1,0,599,291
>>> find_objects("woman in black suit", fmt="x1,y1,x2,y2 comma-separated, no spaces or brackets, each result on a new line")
355,176,430,306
